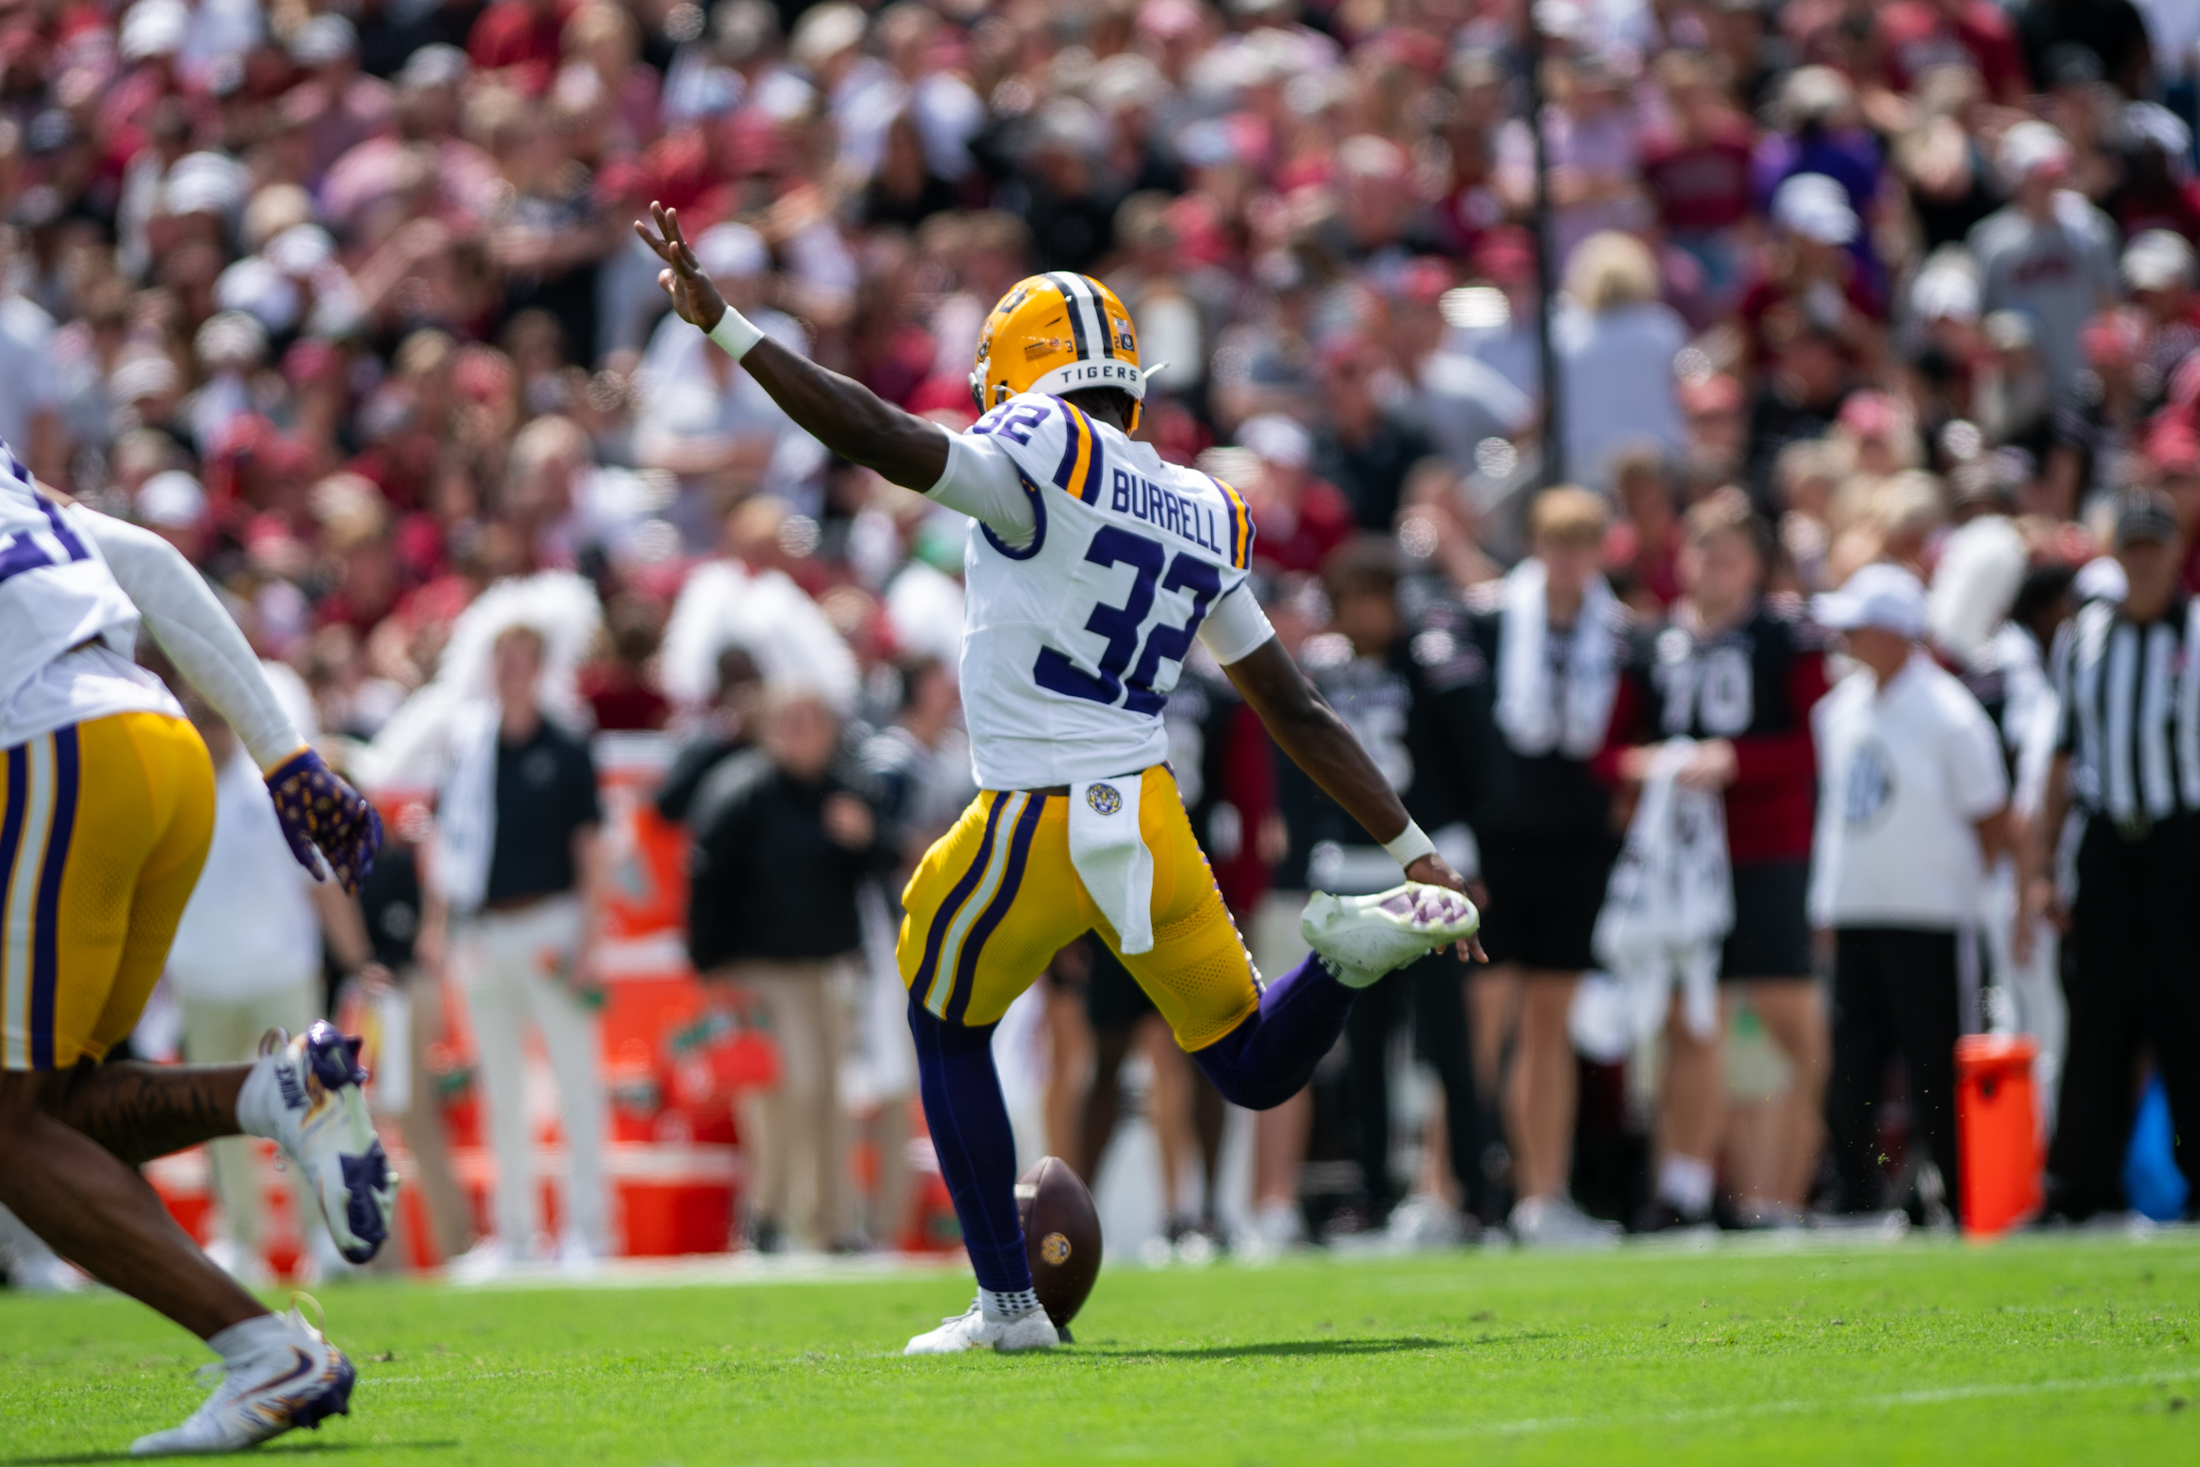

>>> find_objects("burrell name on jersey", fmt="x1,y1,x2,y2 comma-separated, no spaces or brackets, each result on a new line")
928,391,1273,791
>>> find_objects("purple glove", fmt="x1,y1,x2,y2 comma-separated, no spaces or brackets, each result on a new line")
265,748,383,894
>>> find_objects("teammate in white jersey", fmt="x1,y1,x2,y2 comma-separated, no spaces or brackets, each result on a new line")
638,205,1481,1352
0,444,392,1454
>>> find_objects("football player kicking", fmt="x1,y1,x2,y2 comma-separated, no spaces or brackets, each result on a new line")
0,444,393,1452
639,204,1481,1353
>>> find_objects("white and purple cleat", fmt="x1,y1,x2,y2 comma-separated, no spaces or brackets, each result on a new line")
1301,882,1480,988
131,1302,356,1456
254,1022,397,1265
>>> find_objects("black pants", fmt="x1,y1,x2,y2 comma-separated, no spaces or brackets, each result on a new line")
2047,814,2200,1218
1343,949,1478,1218
1827,927,1965,1218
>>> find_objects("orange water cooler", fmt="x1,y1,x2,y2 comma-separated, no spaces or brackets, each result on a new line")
1955,1034,2042,1237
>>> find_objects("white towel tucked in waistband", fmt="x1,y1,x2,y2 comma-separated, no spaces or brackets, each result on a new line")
1068,775,1155,955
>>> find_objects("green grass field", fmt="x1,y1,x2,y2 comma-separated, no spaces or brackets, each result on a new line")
4,1235,2197,1465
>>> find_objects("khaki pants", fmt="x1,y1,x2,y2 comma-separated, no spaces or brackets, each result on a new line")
452,896,609,1256
717,958,853,1248
181,981,321,1255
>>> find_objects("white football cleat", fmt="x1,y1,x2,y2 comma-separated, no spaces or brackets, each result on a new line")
1301,883,1479,987
904,1297,1060,1355
130,1304,354,1456
253,1024,397,1265
1509,1195,1623,1250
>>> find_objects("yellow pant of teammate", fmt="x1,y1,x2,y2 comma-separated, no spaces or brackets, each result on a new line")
0,712,215,1071
898,764,1258,1051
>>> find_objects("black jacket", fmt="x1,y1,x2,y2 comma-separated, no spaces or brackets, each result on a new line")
685,749,894,969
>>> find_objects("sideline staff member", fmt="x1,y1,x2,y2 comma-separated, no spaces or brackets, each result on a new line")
2029,491,2200,1221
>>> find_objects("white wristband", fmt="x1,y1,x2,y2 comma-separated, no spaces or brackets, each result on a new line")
1383,819,1438,870
707,307,764,361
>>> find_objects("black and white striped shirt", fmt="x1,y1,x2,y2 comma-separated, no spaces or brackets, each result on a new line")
2053,594,2200,826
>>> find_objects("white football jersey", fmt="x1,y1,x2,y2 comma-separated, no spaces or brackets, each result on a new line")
0,447,179,750
937,392,1268,790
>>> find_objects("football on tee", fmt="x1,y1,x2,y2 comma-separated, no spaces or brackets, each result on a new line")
1015,1156,1102,1332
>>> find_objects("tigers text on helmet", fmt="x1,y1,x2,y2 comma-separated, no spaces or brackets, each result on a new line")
970,272,1149,431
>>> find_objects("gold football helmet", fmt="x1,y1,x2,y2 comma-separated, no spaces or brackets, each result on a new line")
969,272,1150,431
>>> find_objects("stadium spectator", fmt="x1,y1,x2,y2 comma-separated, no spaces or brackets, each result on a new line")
1465,487,1627,1246
428,622,612,1278
1600,492,1832,1231
685,686,893,1252
1556,231,1689,491
1810,565,2012,1222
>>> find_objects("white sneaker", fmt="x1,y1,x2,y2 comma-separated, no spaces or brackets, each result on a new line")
253,1024,397,1265
1384,1193,1472,1251
1510,1195,1623,1250
903,1296,1060,1355
1238,1199,1307,1256
203,1237,274,1289
0,1206,84,1293
1301,884,1480,987
130,1304,354,1456
445,1238,523,1284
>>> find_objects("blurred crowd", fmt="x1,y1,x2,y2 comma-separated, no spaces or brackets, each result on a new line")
6,0,2200,1277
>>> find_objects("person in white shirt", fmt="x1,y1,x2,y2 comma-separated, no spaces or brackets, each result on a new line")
1809,564,2013,1222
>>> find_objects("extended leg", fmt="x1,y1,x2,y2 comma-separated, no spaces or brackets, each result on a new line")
1189,953,1356,1111
0,1070,261,1339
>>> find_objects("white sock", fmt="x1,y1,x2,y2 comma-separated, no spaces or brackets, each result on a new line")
234,1053,286,1141
1657,1155,1716,1219
981,1287,1042,1321
206,1311,302,1364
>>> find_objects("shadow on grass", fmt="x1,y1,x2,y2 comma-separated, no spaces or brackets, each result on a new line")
1085,1336,1466,1360
4,1442,459,1465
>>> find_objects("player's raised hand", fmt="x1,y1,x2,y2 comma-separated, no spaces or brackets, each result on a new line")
1404,852,1490,963
265,747,383,894
633,201,727,333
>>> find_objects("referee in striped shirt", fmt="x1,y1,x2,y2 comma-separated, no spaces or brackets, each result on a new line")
2026,490,2200,1221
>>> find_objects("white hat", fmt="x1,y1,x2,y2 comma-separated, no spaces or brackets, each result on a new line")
1238,413,1311,470
111,351,182,402
163,152,247,220
119,0,188,62
1813,562,1927,638
2122,229,2196,294
1911,258,1980,323
1998,120,2072,183
790,2,865,70
397,42,469,90
214,256,302,334
1771,173,1857,246
137,470,207,529
289,13,358,66
694,222,769,280
196,310,269,369
266,222,336,276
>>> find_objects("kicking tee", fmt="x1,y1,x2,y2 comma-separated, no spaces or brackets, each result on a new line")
927,392,1274,790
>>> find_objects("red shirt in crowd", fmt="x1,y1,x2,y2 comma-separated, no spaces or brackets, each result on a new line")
1640,116,1756,235
1595,598,1832,865
1247,479,1356,578
1877,1,2029,104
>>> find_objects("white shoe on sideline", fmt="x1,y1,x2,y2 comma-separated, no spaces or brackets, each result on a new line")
0,1207,85,1293
1384,1193,1472,1251
1238,1200,1307,1257
130,1302,354,1456
445,1238,523,1284
254,1024,397,1264
903,1297,1060,1355
1510,1195,1623,1250
1302,884,1479,987
203,1237,274,1290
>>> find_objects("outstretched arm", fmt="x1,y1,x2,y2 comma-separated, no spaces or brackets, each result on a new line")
1223,637,1485,958
635,202,948,491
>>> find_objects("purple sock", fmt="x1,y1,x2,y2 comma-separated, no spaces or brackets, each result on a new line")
908,994,1032,1294
1190,953,1356,1110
